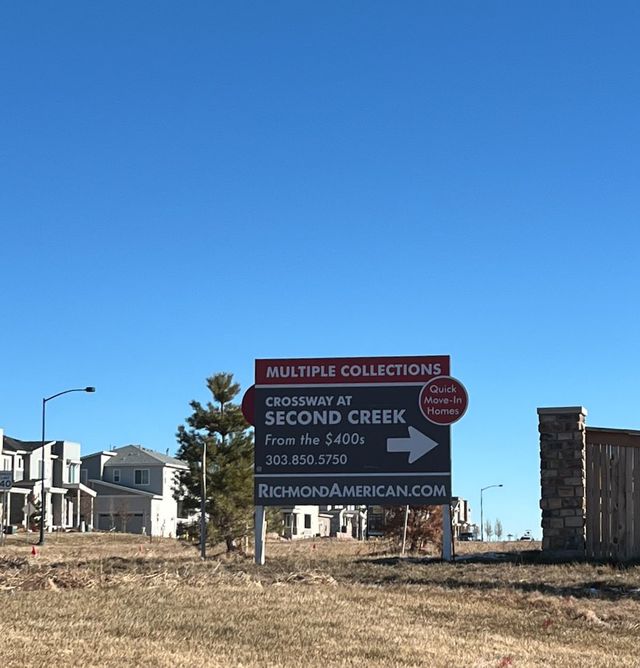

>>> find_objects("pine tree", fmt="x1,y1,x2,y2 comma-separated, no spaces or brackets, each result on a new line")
176,373,253,552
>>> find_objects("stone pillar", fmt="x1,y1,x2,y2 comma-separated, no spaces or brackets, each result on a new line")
537,407,587,559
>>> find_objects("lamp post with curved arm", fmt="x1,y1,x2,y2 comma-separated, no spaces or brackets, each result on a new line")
38,386,95,546
480,483,503,542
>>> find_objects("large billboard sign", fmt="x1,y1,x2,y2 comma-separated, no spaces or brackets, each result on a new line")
252,355,467,506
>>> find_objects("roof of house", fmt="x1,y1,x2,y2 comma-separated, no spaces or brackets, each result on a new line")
102,445,187,469
2,436,56,453
87,479,162,499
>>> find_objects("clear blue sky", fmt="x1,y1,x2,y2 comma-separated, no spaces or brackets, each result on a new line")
2,2,639,539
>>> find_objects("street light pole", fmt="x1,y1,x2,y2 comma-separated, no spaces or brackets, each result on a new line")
200,439,207,560
480,484,503,542
38,386,95,546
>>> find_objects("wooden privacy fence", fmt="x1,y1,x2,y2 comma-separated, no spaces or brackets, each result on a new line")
586,427,640,561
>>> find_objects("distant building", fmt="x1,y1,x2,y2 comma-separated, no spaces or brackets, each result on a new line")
81,444,189,537
366,505,386,537
278,504,367,539
275,499,472,541
451,496,473,539
321,505,367,539
0,428,96,531
281,505,331,539
367,498,474,540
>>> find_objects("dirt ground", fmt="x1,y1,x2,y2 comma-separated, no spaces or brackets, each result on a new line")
1,533,639,667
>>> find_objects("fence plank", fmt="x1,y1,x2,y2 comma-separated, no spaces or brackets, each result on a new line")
614,446,625,561
585,444,592,558
614,446,624,561
586,444,599,559
625,447,634,560
591,444,601,560
609,446,617,561
634,448,640,558
601,444,610,560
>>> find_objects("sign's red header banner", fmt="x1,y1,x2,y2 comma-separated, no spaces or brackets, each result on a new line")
256,355,450,385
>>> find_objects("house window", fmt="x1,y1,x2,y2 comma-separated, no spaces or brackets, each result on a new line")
38,460,46,479
3,456,10,471
15,457,24,482
134,469,149,485
304,514,312,529
67,462,79,484
283,513,297,534
176,500,188,520
113,469,121,483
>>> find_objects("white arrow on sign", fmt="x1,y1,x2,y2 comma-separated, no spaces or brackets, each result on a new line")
387,427,438,464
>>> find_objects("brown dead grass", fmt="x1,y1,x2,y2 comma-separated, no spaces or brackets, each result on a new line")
0,534,639,667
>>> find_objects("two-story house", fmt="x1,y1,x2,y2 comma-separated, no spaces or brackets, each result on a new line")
322,504,367,539
278,504,367,539
81,445,188,537
451,496,474,539
281,505,332,539
0,428,97,531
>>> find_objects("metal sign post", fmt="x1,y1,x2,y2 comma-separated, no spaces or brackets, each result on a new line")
0,471,13,545
1,491,5,546
254,506,266,565
442,503,453,561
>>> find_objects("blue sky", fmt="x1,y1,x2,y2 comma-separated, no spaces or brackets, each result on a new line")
2,2,639,539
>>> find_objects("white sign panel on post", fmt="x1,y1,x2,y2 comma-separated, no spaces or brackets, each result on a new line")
0,471,13,490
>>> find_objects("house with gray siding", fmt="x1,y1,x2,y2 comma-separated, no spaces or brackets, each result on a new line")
81,445,188,537
321,505,367,539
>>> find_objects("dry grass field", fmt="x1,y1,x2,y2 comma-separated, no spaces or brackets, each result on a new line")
1,534,639,667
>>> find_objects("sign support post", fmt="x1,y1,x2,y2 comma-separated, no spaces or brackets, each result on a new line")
254,505,266,565
442,503,452,561
1,491,5,546
0,471,13,545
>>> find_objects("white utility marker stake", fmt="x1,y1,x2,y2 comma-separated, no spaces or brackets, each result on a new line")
401,504,410,556
255,505,266,565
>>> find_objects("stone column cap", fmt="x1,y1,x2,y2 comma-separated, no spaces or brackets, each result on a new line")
537,406,588,416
